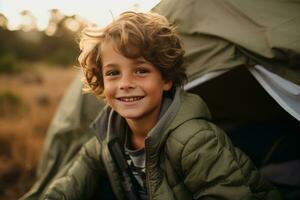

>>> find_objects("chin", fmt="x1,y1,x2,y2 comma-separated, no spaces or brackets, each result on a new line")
117,111,143,120
120,114,141,120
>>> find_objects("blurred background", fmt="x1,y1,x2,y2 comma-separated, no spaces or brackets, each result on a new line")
0,0,158,199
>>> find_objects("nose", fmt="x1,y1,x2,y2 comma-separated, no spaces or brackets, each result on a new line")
119,74,136,90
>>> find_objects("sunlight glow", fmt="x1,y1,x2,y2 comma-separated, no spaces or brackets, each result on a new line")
0,0,160,30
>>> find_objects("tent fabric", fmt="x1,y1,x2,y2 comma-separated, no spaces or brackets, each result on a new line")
249,65,300,121
152,0,300,85
185,65,300,121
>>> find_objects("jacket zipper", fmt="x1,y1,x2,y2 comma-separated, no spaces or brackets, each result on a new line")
145,140,152,200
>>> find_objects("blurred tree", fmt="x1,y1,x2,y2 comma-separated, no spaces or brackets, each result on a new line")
0,9,91,66
46,9,88,37
0,13,8,30
45,9,64,36
18,10,38,32
62,15,86,33
0,53,19,74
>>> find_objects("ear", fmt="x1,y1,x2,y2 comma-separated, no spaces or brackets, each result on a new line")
163,80,173,91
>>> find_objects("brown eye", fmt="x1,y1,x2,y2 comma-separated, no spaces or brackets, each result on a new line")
135,67,149,75
105,70,119,76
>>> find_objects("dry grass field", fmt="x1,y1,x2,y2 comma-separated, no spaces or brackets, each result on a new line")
0,63,77,200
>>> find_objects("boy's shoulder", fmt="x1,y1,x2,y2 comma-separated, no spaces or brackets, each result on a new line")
163,118,232,172
164,113,234,159
165,90,219,147
166,117,222,147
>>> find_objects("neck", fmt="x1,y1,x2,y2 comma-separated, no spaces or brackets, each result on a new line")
126,118,154,138
125,109,160,149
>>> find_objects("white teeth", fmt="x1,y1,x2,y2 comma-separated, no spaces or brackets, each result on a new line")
119,96,143,102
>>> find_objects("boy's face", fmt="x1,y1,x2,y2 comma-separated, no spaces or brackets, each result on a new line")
101,41,172,122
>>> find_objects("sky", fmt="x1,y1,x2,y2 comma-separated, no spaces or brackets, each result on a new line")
0,0,160,30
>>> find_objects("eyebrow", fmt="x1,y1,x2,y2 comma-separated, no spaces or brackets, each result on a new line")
102,63,118,69
102,58,148,68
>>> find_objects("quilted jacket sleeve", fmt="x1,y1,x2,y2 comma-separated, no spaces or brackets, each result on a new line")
181,121,282,200
41,137,105,200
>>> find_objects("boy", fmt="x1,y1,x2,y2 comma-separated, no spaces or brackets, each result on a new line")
43,11,280,200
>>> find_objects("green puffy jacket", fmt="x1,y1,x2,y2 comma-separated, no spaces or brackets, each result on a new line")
43,89,281,200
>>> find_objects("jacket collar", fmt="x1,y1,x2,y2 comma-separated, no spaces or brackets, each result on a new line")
90,105,125,142
145,89,212,152
90,87,212,148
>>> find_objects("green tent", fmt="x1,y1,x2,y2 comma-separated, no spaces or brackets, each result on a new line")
153,0,300,85
21,0,300,199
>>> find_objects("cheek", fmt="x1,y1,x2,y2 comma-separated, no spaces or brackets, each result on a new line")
103,82,113,99
103,88,114,108
147,83,165,100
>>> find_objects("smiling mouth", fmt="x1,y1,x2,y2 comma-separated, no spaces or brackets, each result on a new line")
117,96,144,102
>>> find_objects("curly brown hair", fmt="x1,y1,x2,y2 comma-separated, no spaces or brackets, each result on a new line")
78,11,186,98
